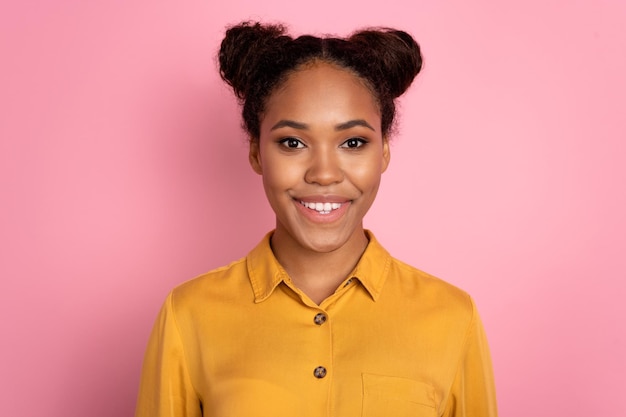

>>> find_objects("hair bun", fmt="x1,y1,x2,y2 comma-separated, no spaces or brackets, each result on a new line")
349,28,423,98
217,21,423,139
219,22,290,99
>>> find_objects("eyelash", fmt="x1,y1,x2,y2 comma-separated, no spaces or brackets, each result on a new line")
278,137,367,149
278,137,305,149
340,137,367,149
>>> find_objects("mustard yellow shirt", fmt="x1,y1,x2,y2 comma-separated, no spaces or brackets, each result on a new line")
135,231,497,417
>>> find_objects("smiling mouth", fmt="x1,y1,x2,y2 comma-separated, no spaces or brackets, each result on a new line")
299,201,343,215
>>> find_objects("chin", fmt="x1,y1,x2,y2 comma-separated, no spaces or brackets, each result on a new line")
298,231,353,253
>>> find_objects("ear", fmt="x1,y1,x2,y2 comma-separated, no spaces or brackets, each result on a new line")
381,137,391,173
249,140,263,175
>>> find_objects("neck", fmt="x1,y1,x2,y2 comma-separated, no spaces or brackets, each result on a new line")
270,227,369,304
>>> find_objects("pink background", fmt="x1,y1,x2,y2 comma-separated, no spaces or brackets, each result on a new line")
2,1,625,416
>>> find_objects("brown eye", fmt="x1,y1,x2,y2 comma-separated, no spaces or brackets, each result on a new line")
341,138,367,148
279,137,305,148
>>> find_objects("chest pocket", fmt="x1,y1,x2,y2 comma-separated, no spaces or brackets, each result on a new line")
362,373,438,417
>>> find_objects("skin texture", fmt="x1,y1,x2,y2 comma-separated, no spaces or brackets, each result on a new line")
249,62,390,303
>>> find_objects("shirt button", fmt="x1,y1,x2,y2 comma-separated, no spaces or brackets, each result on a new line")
313,366,327,379
313,313,327,325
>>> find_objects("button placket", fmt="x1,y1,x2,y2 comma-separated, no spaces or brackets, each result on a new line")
309,309,330,381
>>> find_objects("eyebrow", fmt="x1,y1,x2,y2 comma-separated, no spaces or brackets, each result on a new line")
270,119,376,132
335,119,375,131
270,120,309,131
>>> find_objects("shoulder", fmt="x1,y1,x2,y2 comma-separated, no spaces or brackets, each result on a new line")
363,231,475,317
165,231,279,313
168,256,251,311
385,256,476,318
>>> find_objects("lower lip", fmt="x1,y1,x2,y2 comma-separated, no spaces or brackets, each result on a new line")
294,200,351,224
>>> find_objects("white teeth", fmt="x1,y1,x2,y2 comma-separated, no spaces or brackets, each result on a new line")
301,201,343,214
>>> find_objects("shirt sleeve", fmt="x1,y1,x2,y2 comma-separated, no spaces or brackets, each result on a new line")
442,298,498,417
135,292,202,417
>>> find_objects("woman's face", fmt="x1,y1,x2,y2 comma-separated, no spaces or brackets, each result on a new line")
249,62,390,254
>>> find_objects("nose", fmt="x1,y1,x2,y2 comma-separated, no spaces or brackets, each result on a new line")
304,147,344,185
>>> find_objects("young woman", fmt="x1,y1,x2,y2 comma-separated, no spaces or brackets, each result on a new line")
135,21,497,417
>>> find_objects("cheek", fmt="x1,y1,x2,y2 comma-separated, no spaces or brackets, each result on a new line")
262,168,283,193
350,160,383,191
260,154,299,192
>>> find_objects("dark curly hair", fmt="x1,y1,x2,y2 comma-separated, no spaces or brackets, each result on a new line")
219,21,423,140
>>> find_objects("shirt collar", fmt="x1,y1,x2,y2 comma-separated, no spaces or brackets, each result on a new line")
246,230,392,303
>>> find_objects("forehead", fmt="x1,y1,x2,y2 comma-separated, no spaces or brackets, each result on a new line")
261,62,381,129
